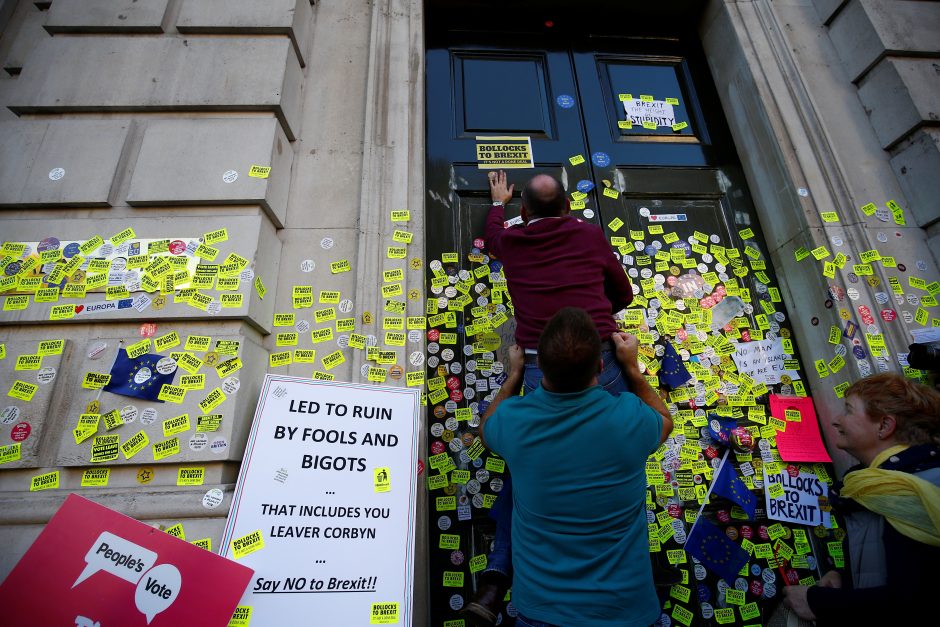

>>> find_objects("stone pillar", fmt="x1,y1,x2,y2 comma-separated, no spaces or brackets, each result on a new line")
701,0,939,474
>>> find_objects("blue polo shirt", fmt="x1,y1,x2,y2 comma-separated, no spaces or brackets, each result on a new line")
485,385,662,627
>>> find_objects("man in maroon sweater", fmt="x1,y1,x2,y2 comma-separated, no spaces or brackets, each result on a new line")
463,171,638,626
485,170,634,353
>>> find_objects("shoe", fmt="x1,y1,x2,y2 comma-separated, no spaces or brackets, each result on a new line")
461,575,509,627
651,558,683,588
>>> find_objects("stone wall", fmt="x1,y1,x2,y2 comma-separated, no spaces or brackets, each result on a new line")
0,3,427,619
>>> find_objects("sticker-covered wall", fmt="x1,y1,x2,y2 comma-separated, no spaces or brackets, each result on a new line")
0,1,428,615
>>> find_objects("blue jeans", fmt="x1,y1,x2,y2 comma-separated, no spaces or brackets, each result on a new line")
483,349,630,582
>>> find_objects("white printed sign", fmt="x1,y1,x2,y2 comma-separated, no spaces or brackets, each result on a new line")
220,374,420,626
732,339,800,385
763,467,831,527
623,99,676,128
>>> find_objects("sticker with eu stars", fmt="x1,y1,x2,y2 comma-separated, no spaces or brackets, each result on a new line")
556,94,575,109
591,152,611,167
576,179,595,193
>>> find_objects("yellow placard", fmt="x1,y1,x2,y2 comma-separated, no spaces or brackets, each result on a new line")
475,135,534,169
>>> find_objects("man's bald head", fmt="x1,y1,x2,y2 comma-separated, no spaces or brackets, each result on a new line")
522,174,567,218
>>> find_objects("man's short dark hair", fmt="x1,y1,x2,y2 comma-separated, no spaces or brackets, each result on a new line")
538,307,602,392
522,174,566,217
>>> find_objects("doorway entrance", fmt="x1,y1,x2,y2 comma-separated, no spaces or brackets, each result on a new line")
423,3,826,625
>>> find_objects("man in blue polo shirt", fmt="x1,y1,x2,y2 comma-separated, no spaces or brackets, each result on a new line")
480,307,672,627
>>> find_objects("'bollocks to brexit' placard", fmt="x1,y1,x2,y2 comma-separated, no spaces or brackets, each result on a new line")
220,374,421,626
0,494,253,626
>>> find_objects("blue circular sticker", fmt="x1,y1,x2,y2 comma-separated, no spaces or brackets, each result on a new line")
645,245,659,256
591,152,611,167
672,241,693,256
37,237,60,253
576,179,595,193
852,345,867,359
556,94,575,109
489,261,503,273
63,242,80,258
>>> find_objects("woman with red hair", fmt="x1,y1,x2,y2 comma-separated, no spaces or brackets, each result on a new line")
783,373,940,623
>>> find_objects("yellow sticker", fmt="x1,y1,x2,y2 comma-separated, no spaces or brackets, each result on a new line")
185,335,212,352
177,467,205,486
121,431,150,459
216,357,243,377
102,409,124,431
387,246,407,259
231,530,265,559
608,217,624,231
176,352,204,374
35,287,59,303
4,295,30,311
392,230,413,244
390,209,410,222
370,602,399,624
73,414,100,444
153,437,180,461
81,468,111,487
569,154,585,166
374,467,391,492
106,285,130,301
191,538,212,552
30,470,60,492
158,384,187,403
15,354,42,370
315,307,337,323
163,523,185,540
671,121,688,132
811,246,830,260
163,414,191,437
276,332,299,347
0,443,22,465
199,388,227,413
254,275,266,299
8,380,38,401
322,350,346,370
248,165,272,178
820,211,839,223
294,349,316,363
331,260,351,273
642,121,657,130
603,187,620,199
126,338,151,359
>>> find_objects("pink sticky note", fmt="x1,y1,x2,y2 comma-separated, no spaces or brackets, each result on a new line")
769,394,832,463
